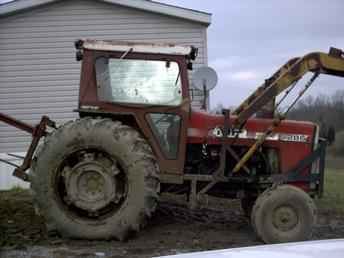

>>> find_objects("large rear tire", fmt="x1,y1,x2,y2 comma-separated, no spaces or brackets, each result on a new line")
30,118,159,240
251,184,316,244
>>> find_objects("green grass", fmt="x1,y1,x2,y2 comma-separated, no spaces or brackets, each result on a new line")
326,155,344,170
0,186,26,200
317,168,344,213
9,185,25,193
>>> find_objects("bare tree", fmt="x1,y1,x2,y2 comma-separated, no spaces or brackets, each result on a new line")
288,90,344,136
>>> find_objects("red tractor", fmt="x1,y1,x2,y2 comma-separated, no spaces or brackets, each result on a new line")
1,39,344,243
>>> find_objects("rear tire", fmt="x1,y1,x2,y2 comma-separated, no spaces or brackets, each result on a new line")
31,118,160,240
251,184,316,244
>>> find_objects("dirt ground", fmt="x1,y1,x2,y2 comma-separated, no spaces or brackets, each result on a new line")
1,190,344,258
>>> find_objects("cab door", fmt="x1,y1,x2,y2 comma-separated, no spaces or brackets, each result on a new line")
144,98,190,175
93,52,191,176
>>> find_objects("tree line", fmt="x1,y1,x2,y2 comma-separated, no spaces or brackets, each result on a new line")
211,90,344,136
287,90,344,136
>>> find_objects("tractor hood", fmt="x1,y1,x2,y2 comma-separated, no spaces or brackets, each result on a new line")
188,110,317,145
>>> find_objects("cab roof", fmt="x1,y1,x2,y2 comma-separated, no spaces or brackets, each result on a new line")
80,39,195,56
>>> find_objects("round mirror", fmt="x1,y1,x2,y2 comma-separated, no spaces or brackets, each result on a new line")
192,66,218,91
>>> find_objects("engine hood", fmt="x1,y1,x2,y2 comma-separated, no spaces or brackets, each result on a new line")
188,110,316,144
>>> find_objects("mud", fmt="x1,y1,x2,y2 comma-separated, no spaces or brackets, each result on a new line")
1,190,344,258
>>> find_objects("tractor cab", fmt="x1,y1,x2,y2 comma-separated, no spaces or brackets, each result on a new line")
75,39,200,176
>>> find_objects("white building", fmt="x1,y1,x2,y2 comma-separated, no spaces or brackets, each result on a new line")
0,0,211,189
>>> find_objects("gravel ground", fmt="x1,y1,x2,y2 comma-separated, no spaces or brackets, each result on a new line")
1,190,344,258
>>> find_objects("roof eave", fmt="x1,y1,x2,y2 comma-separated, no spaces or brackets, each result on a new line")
0,0,56,17
103,0,211,26
0,0,212,26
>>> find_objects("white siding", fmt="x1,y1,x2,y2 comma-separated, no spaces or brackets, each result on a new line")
0,0,208,153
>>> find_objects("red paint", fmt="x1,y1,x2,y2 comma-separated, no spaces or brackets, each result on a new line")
188,110,316,175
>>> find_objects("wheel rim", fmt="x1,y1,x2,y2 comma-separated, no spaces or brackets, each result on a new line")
56,149,127,219
272,205,299,232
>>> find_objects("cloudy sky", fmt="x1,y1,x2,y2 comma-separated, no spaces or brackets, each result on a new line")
158,0,344,108
1,0,343,108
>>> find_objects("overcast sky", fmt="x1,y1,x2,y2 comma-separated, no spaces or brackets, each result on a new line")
1,0,343,108
158,0,344,108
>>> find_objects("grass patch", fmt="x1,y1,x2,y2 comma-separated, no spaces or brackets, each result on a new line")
326,155,344,170
8,185,25,193
317,168,344,213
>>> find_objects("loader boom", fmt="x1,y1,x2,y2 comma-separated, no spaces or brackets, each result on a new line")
231,47,344,173
233,47,344,127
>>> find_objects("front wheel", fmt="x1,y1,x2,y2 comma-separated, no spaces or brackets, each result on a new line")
31,118,160,240
251,184,316,244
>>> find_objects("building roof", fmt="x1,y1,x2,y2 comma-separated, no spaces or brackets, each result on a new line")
81,39,194,55
0,0,211,25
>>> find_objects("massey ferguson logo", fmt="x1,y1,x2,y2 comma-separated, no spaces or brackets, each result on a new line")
210,127,309,143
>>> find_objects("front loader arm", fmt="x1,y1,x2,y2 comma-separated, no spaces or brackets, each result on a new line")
231,47,344,174
233,47,344,127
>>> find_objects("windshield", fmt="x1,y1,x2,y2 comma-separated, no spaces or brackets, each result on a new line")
95,57,182,106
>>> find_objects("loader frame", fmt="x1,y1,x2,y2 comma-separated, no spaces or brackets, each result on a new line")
0,113,55,181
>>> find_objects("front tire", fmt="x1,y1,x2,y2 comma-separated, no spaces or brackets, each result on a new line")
251,184,316,244
31,118,159,240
